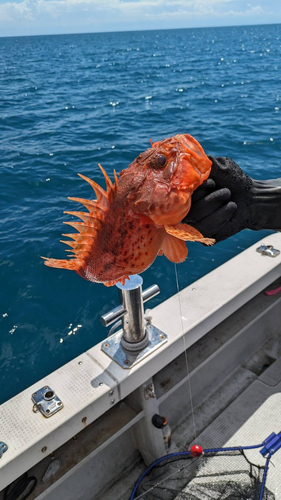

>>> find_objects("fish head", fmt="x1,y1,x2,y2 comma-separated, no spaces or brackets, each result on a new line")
123,134,212,226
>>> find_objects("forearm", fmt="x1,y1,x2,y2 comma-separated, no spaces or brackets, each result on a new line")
251,179,281,231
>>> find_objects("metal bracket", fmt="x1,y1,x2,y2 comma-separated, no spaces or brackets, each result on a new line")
0,442,8,459
31,386,64,418
144,383,156,399
101,324,168,369
256,244,280,258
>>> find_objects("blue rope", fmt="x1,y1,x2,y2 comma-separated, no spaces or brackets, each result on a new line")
203,444,264,453
259,452,272,500
129,451,191,500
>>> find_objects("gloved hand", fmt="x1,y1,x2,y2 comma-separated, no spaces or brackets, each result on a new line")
183,156,281,242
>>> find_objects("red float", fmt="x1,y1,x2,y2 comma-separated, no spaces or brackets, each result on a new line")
190,444,203,457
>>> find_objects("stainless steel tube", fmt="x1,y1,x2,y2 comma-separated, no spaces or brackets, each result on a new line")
142,284,160,303
100,305,125,327
116,275,145,344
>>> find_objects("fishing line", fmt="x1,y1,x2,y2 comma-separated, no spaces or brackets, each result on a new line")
133,456,200,500
174,263,197,442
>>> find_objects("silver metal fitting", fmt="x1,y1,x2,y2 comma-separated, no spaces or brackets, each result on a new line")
144,383,156,400
31,386,64,418
256,244,280,258
100,275,167,368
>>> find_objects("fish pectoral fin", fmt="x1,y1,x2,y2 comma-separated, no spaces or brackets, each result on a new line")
165,223,215,246
104,276,130,287
160,233,188,263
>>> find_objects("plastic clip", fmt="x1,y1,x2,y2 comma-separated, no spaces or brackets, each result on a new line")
260,432,281,457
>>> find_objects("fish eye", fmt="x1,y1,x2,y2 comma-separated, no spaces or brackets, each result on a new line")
156,154,167,168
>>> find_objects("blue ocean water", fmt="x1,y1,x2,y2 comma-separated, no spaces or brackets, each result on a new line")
1,25,281,405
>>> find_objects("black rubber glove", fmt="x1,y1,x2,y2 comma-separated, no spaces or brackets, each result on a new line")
183,156,281,242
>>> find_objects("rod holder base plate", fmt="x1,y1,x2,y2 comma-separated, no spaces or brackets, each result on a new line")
101,325,168,369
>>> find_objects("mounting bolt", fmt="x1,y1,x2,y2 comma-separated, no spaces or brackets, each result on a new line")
78,361,83,365
82,417,87,424
109,390,114,396
99,382,104,386
41,446,47,453
110,399,115,405
144,383,156,400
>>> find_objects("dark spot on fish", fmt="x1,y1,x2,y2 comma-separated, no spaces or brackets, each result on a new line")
145,252,148,255
146,224,150,229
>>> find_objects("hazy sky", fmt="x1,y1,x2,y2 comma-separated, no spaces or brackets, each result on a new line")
0,0,280,38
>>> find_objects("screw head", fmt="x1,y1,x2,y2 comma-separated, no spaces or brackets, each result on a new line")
159,334,166,340
78,361,83,365
109,390,114,396
82,417,87,424
124,360,130,366
99,382,104,386
110,399,115,405
41,446,47,453
103,342,109,348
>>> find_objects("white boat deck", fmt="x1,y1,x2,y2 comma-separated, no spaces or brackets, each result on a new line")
100,332,281,500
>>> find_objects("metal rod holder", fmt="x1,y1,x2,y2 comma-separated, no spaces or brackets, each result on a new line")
100,275,167,369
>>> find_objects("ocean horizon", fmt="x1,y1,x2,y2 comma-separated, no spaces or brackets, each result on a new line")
1,21,280,39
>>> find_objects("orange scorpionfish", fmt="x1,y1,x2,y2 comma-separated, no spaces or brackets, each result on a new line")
43,134,215,286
